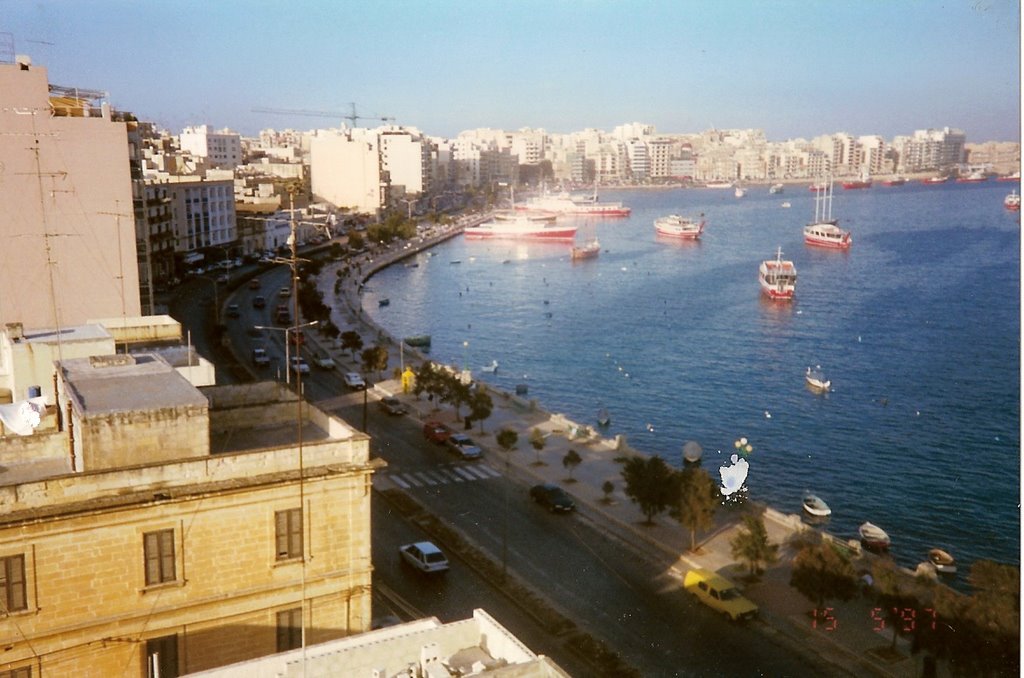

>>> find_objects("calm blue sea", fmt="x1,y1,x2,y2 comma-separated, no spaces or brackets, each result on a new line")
366,181,1021,574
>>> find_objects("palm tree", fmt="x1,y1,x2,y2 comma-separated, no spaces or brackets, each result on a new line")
729,512,779,577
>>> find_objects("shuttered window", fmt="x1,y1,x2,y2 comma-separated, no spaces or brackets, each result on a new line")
0,555,26,613
276,607,303,652
143,530,176,585
275,509,303,561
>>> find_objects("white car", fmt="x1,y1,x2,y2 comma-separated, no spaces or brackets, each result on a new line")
311,353,336,370
399,541,449,574
343,372,366,390
289,356,310,374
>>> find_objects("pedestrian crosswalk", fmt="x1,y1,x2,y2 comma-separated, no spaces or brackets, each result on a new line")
377,462,502,489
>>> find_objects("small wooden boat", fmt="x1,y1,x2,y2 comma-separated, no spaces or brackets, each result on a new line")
571,238,601,260
403,335,432,348
802,494,832,517
928,548,957,575
481,360,498,373
859,522,891,551
378,298,390,307
805,366,831,391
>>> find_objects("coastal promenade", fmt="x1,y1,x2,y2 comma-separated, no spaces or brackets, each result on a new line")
310,217,937,678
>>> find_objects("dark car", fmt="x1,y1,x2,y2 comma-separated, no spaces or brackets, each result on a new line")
252,295,266,309
422,420,452,444
530,483,576,513
378,397,408,415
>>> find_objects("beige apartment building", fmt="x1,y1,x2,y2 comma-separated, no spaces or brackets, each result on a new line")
0,350,377,677
0,58,140,329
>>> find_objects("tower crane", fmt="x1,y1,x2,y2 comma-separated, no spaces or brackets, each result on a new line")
251,102,394,127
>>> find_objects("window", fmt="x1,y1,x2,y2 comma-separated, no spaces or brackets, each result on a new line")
0,668,31,678
275,508,303,561
145,634,178,678
0,555,26,613
143,530,175,586
276,607,303,652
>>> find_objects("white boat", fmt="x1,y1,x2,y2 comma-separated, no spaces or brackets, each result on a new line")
1004,190,1021,211
493,210,557,222
927,548,957,575
464,215,578,241
758,247,797,300
705,181,732,189
805,366,831,391
481,360,499,373
654,214,705,240
734,186,746,198
802,494,832,517
859,522,891,551
769,183,784,194
597,407,611,427
781,201,792,208
803,175,852,249
517,185,631,217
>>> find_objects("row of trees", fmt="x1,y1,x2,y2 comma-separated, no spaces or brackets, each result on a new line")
413,361,494,431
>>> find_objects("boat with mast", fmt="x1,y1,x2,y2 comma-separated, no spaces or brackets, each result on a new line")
803,175,851,249
758,247,797,300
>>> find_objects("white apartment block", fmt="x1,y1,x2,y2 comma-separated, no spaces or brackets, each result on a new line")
626,139,650,179
310,129,384,214
180,124,242,169
647,138,674,178
380,128,432,196
895,127,967,172
147,176,237,254
0,58,141,329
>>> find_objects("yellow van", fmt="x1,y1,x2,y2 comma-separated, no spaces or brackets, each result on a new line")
683,568,758,622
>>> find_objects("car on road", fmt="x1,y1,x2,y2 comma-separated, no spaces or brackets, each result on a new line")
378,397,408,415
311,353,336,370
279,286,291,297
216,273,230,284
251,346,270,367
248,278,261,290
398,541,449,574
446,433,482,460
288,329,305,346
252,295,266,309
529,483,576,513
343,372,366,390
422,420,452,444
289,356,310,375
683,568,759,622
226,303,240,318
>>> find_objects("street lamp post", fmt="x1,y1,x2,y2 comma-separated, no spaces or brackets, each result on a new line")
253,320,318,386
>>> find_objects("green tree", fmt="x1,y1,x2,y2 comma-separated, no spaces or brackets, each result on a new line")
620,455,676,525
441,372,471,419
676,467,717,552
562,449,582,481
729,511,779,577
466,387,494,432
495,428,518,454
413,361,445,406
789,541,859,610
601,480,614,503
529,427,547,465
348,231,365,251
361,345,388,379
340,330,363,359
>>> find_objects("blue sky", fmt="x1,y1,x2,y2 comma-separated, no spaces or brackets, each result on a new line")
3,0,1020,141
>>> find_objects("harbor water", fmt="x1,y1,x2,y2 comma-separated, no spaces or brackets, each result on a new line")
364,181,1021,575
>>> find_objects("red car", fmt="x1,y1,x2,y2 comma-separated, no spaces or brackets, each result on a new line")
422,421,452,444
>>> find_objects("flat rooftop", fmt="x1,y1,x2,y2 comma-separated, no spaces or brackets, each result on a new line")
61,352,208,414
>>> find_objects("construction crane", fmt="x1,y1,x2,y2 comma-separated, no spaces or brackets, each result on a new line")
252,102,394,127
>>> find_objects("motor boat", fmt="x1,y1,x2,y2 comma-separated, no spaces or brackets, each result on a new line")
859,522,891,552
802,494,832,517
805,366,831,391
928,548,957,575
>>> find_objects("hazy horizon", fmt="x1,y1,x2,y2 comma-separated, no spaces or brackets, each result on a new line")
4,1,1021,142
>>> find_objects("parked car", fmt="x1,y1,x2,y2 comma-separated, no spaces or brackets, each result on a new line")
289,356,310,375
378,397,408,415
252,295,266,309
683,568,759,622
529,483,576,513
216,273,230,284
343,372,366,390
248,278,261,290
311,353,336,370
446,433,482,460
422,420,452,444
279,286,291,297
398,541,449,574
226,303,240,318
251,346,270,367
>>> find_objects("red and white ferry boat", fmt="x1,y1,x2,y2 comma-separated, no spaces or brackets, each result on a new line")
803,176,851,249
464,215,577,241
517,186,631,217
654,214,705,240
922,176,949,185
759,247,797,300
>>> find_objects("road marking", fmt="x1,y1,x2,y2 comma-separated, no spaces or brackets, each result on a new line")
452,466,477,481
391,475,411,489
412,471,438,486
